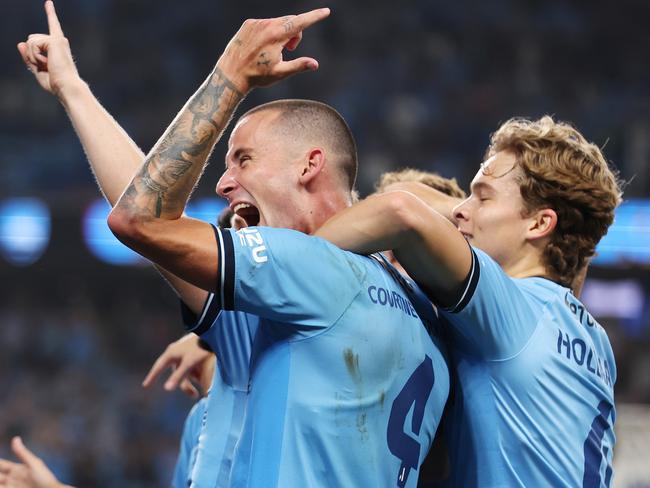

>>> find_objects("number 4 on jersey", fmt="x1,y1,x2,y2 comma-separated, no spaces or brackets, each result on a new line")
387,356,435,487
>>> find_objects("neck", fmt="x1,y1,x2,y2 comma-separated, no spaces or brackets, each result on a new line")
301,189,351,235
501,244,549,280
505,261,550,280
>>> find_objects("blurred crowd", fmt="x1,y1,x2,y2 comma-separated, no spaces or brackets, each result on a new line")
0,273,192,486
3,0,649,197
2,0,650,485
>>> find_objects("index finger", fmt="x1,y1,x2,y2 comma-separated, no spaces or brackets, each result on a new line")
283,7,330,35
142,354,175,387
10,438,42,469
45,1,64,36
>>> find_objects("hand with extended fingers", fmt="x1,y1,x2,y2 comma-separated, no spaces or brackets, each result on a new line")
217,8,331,94
17,1,81,98
0,437,72,488
142,334,215,399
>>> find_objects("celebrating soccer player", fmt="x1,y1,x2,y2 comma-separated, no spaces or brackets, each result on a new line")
316,116,622,486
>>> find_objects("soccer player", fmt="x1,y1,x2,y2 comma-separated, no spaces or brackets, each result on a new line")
107,18,450,487
315,116,622,487
146,169,465,487
19,4,449,487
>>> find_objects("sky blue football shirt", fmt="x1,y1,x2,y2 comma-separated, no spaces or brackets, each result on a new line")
172,397,207,488
184,226,450,488
440,247,616,487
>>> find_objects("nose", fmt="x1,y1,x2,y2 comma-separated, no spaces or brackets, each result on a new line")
452,198,470,225
216,171,237,199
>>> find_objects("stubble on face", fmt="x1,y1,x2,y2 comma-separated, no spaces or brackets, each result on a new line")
225,110,306,230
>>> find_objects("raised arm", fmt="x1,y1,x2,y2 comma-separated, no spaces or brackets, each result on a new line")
108,9,331,291
17,1,211,310
18,1,145,204
315,189,472,307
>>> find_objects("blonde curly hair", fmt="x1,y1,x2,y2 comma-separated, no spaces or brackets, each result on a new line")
487,116,623,286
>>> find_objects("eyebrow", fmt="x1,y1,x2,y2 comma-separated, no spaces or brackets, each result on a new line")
470,181,495,194
225,147,253,168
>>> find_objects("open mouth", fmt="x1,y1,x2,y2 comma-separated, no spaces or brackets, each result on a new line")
233,203,261,227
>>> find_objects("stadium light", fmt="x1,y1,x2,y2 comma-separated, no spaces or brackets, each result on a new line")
0,197,51,266
83,197,227,265
83,199,144,265
593,199,650,266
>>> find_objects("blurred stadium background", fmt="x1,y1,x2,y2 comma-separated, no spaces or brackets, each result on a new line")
2,0,649,486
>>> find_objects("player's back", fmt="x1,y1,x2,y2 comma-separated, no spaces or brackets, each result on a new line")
442,248,616,487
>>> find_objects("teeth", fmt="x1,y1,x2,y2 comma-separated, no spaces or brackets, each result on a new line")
233,203,251,213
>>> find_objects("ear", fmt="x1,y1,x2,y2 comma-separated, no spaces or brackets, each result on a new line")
298,148,325,186
526,208,557,241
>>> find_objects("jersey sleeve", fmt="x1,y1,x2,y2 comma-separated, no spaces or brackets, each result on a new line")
210,225,366,329
180,292,257,390
181,291,222,336
441,247,538,360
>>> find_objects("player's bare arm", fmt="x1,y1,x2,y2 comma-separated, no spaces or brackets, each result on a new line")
315,190,472,307
108,9,331,291
17,1,143,204
17,1,211,312
378,181,463,222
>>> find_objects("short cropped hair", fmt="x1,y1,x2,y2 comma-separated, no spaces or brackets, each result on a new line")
242,99,358,192
487,116,623,286
375,168,466,198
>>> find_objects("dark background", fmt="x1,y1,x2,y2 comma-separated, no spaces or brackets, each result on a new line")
2,0,649,485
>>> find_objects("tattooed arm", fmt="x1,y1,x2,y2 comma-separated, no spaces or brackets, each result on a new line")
108,8,331,292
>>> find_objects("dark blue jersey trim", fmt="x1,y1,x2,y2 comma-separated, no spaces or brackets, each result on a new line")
180,224,236,334
216,226,236,311
180,293,220,335
180,299,200,328
445,248,480,314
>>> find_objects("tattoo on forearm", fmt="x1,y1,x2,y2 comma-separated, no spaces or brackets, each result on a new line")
119,67,243,218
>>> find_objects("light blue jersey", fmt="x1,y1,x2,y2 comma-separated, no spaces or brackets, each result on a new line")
172,397,207,488
184,226,449,488
440,247,616,487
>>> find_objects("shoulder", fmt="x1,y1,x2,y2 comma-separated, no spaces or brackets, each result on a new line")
514,277,559,307
233,227,370,267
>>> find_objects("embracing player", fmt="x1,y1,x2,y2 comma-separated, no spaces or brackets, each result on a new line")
317,116,621,487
